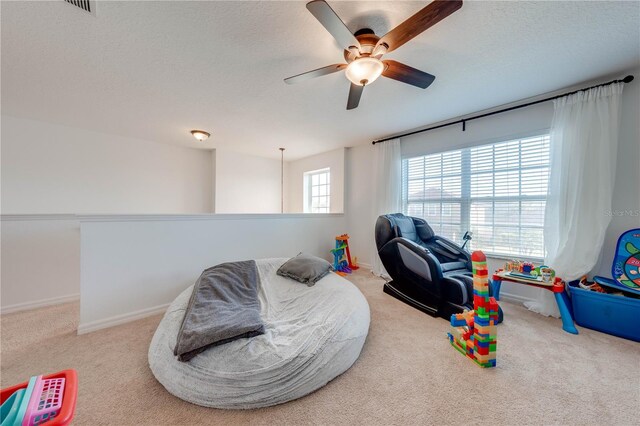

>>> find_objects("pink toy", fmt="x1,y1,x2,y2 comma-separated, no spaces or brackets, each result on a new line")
23,376,65,426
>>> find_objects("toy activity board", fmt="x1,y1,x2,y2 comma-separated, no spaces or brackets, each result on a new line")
613,229,640,290
595,228,640,295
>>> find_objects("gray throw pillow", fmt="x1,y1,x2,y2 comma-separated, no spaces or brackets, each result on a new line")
277,253,334,286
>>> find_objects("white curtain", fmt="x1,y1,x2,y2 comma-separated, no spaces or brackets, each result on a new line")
371,139,402,277
525,82,624,317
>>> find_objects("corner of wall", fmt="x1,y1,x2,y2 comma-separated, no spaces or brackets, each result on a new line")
211,149,217,213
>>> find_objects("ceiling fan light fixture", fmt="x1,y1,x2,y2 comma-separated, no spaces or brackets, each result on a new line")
345,57,384,86
190,130,210,141
371,43,389,58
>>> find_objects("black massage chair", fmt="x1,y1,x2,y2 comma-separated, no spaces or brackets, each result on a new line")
375,213,503,322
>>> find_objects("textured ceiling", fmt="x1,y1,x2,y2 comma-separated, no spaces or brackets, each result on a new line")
2,1,639,160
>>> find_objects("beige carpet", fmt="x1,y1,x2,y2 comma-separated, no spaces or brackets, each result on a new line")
2,271,639,425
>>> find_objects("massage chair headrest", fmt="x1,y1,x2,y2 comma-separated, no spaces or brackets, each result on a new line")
389,214,418,241
414,218,436,241
375,213,438,251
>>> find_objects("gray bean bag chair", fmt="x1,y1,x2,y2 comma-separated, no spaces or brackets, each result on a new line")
148,258,370,409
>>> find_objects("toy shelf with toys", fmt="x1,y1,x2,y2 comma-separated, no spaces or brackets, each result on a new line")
490,228,640,342
566,228,640,342
492,261,578,335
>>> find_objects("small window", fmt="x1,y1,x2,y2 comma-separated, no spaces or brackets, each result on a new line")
304,168,331,213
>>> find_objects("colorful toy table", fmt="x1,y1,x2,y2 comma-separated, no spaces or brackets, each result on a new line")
491,271,578,335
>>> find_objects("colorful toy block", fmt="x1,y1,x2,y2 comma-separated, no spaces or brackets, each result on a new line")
447,250,499,368
330,234,359,276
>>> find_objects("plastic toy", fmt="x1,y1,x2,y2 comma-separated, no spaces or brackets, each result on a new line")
594,228,640,295
538,265,555,282
578,276,606,293
493,269,578,334
504,259,536,275
0,370,77,426
568,232,640,342
447,251,498,368
330,234,359,276
335,234,359,270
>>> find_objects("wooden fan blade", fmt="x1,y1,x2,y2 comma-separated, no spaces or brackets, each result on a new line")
382,60,435,89
347,83,364,110
284,64,347,84
306,0,361,51
377,0,462,53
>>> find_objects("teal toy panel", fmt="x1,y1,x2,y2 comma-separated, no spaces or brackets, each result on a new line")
613,228,640,290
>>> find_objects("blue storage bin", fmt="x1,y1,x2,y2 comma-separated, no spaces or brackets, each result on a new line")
567,281,640,342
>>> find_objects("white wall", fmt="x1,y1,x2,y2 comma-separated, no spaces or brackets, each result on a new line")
1,216,80,312
288,148,345,213
346,69,640,302
400,103,552,159
79,213,346,333
345,144,375,269
593,70,640,276
1,115,213,214
214,149,288,214
1,116,215,312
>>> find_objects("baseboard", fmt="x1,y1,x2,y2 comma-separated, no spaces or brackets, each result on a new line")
0,293,80,314
77,303,170,335
0,214,77,222
499,291,535,305
356,262,372,270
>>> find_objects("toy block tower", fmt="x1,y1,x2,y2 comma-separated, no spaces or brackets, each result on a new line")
447,250,498,368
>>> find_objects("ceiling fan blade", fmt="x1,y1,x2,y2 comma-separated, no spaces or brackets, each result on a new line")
376,0,463,53
382,60,436,89
284,64,347,85
306,0,361,51
346,83,364,110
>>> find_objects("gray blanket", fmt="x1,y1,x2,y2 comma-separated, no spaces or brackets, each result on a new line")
174,260,265,362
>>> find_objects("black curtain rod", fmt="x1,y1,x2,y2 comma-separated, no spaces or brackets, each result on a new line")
371,74,635,145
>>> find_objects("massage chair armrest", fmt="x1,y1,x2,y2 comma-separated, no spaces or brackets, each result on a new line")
382,237,444,282
431,236,472,264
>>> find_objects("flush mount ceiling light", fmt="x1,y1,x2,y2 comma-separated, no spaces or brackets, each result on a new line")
190,130,210,142
345,57,384,86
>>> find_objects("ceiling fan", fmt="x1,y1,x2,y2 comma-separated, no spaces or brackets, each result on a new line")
284,0,463,110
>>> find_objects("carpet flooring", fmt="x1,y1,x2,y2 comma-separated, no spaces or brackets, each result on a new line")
1,271,639,425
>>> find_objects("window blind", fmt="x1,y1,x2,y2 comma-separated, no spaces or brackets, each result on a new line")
402,135,550,258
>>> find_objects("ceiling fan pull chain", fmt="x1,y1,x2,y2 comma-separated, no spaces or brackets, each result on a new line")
462,120,466,131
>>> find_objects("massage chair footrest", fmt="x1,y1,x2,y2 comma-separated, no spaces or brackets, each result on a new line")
383,281,440,317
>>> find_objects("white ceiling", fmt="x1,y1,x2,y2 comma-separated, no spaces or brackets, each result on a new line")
2,1,639,160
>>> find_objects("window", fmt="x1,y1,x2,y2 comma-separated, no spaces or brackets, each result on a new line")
304,168,331,213
402,135,550,258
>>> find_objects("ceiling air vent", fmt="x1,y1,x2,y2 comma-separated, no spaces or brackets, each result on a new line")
63,0,95,15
